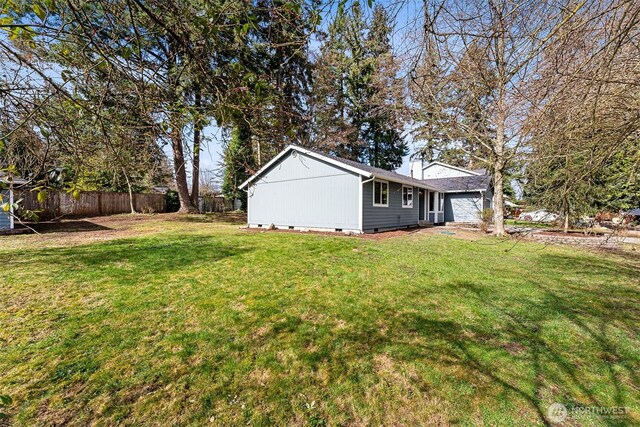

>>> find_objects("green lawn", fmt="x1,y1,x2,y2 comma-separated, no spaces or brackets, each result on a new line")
1,215,638,426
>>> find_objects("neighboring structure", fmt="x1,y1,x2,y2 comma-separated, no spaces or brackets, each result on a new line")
239,145,493,233
0,177,27,230
0,187,12,230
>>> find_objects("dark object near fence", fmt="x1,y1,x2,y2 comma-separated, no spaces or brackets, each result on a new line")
16,190,166,220
165,190,180,213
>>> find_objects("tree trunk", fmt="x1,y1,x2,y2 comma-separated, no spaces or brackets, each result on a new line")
491,24,507,237
123,168,136,214
190,87,202,208
564,203,570,233
168,37,197,214
171,117,197,213
492,164,506,236
493,112,507,236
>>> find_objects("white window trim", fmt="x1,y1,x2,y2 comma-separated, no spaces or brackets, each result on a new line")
402,185,413,208
438,192,445,213
372,179,389,207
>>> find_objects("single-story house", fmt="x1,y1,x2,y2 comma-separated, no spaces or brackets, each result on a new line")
239,145,493,233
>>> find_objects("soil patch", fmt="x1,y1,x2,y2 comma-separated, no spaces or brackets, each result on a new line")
241,226,430,240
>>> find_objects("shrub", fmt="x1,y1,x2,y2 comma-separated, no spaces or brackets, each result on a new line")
479,208,493,233
165,190,180,212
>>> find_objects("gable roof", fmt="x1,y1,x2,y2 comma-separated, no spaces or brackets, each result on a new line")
422,175,492,193
422,161,481,176
239,145,437,190
322,150,436,190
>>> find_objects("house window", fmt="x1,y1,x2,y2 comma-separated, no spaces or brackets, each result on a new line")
429,191,435,212
373,180,388,207
438,193,444,212
402,186,413,208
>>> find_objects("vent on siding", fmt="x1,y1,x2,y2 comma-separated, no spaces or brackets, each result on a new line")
374,228,379,233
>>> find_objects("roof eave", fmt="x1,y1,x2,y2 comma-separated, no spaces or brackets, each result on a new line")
442,188,487,193
239,145,373,189
372,174,435,190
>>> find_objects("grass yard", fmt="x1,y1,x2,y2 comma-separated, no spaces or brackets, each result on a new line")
0,214,638,426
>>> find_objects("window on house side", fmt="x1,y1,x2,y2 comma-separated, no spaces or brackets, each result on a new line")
373,180,388,207
402,186,413,208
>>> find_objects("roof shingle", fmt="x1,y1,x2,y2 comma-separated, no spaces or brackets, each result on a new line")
326,154,436,189
421,175,492,192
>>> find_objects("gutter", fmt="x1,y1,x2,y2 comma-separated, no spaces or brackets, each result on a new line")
442,188,486,194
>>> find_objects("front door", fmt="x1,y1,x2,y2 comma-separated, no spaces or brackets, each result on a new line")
419,190,425,221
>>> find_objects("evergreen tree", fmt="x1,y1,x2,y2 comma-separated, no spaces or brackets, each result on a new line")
310,11,360,156
222,124,254,211
360,6,407,169
312,4,407,170
598,141,640,211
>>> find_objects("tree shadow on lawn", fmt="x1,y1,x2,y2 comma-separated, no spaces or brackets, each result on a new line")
4,238,638,425
279,249,638,426
231,260,637,426
538,250,640,279
410,251,638,426
169,213,247,224
20,220,112,234
324,285,637,425
2,234,254,278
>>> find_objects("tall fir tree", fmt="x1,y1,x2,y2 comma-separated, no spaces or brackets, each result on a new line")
312,4,407,170
222,124,254,210
360,6,407,169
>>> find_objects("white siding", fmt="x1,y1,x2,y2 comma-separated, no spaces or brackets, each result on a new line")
410,160,424,179
422,163,474,179
247,151,360,231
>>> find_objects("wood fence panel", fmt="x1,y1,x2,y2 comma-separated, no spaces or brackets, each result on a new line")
16,190,165,219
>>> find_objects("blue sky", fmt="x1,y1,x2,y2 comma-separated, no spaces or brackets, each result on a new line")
192,129,416,188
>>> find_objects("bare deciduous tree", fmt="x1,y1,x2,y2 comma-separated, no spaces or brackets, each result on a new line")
412,0,596,235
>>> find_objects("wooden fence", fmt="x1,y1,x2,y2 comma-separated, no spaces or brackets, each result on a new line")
16,190,166,220
198,196,233,213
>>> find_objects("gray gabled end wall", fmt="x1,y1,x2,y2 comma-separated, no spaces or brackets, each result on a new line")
247,151,361,231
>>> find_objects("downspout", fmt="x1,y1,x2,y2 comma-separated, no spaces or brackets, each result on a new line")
359,176,375,233
242,186,249,222
480,189,486,225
